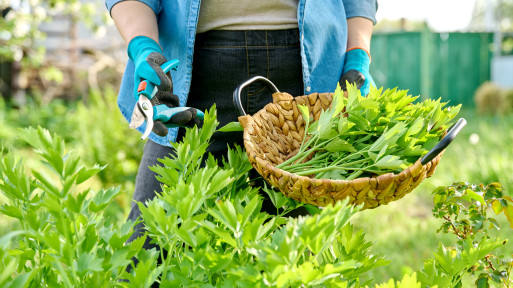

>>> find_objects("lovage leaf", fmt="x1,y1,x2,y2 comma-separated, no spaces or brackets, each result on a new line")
217,121,243,133
89,187,121,213
325,138,357,153
76,252,104,276
76,164,105,185
373,155,406,170
297,104,310,124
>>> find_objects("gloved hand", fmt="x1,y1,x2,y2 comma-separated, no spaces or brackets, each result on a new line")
339,48,375,95
128,36,200,136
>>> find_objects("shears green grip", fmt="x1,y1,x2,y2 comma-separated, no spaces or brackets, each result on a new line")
136,59,180,99
153,105,205,127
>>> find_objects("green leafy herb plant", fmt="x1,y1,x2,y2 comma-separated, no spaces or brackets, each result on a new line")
0,127,144,287
276,83,461,180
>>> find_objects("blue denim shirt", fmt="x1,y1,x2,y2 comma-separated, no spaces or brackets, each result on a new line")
106,0,377,146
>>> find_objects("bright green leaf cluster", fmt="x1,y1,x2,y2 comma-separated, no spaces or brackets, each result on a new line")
0,126,144,287
277,83,461,180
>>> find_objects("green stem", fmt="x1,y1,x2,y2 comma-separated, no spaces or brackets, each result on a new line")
331,145,371,167
313,158,368,179
345,170,363,181
292,163,383,177
277,133,342,169
275,136,319,169
293,138,335,165
285,153,331,170
160,239,177,285
54,260,74,288
289,158,369,175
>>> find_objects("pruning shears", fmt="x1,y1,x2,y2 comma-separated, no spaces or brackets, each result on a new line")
129,59,205,140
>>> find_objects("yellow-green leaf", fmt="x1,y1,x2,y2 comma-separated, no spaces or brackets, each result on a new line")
503,206,513,230
492,200,505,215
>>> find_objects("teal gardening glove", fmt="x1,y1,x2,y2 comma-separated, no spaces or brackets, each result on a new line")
128,36,200,136
339,48,375,96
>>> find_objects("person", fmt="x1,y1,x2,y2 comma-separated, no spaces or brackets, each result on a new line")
106,0,377,264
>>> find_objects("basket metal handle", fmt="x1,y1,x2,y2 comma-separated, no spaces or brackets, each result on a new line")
233,76,280,116
420,118,467,165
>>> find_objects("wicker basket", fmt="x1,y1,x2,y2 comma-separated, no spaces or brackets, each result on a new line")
234,76,466,210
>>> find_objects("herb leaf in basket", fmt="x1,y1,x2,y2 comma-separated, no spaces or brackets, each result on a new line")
275,83,461,180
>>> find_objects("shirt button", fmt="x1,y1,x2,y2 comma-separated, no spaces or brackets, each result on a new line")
306,86,311,92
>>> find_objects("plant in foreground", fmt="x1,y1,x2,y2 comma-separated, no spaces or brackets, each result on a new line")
371,183,513,288
0,104,511,288
0,127,144,287
139,106,388,287
425,182,513,287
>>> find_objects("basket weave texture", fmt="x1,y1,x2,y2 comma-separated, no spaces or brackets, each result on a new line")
239,92,443,209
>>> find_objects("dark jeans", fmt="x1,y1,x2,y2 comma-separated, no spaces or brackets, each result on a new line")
126,29,306,251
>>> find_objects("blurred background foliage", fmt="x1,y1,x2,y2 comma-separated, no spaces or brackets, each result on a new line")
1,0,513,286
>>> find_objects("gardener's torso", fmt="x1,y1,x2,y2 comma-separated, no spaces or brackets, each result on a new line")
196,0,299,33
105,0,376,145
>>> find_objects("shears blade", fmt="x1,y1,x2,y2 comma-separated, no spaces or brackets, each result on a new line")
129,105,145,129
129,96,154,140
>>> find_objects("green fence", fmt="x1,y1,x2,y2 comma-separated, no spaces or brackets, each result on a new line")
370,31,493,107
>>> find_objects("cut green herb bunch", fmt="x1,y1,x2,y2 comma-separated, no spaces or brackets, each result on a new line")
275,83,461,180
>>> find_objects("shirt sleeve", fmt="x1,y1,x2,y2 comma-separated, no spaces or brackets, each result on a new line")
342,0,378,24
105,0,162,16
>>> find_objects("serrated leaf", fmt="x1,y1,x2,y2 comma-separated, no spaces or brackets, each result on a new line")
0,204,23,220
262,185,289,210
210,200,239,233
76,165,104,185
66,191,88,213
325,138,356,153
298,262,320,284
348,113,370,130
317,109,335,138
465,189,486,206
109,220,134,249
331,84,346,117
176,218,198,247
0,231,25,250
32,169,60,196
198,220,237,248
297,104,310,124
89,187,121,213
373,155,406,170
376,144,389,162
217,121,243,132
240,195,261,228
109,246,132,271
492,200,504,215
503,205,513,229
428,101,442,131
338,117,355,134
320,128,338,140
407,117,425,137
324,169,348,180
203,249,234,274
360,98,380,110
76,252,103,276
